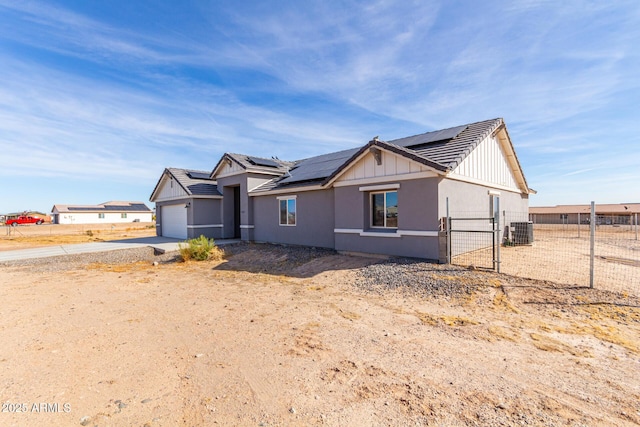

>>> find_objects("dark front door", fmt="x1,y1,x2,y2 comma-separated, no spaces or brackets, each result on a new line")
233,186,241,238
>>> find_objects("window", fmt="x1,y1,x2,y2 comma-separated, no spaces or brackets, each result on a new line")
371,191,398,228
279,198,296,226
98,213,105,219
489,194,500,218
121,213,127,219
488,191,501,218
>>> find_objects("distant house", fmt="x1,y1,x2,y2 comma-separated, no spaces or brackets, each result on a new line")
530,203,640,225
51,201,153,225
150,118,534,260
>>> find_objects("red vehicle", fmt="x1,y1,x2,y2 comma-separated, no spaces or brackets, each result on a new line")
5,216,44,226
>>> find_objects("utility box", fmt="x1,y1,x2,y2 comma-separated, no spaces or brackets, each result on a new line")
510,221,534,245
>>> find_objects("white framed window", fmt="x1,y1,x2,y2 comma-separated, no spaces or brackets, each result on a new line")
370,191,398,228
121,213,127,219
489,190,500,218
98,213,105,219
278,196,296,226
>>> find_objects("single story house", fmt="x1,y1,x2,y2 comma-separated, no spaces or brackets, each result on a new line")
530,203,640,225
51,201,153,225
150,118,534,261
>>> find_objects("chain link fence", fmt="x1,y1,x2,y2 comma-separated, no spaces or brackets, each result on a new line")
448,203,640,297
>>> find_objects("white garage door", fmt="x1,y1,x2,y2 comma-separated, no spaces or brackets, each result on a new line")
162,204,188,239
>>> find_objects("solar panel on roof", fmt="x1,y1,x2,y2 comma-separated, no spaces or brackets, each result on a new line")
247,156,281,168
67,207,99,211
67,204,150,212
186,171,211,180
187,183,220,196
390,124,467,148
279,147,359,184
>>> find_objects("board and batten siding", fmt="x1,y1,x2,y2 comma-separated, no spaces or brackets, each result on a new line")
155,175,188,201
451,133,519,191
335,150,436,185
215,160,244,178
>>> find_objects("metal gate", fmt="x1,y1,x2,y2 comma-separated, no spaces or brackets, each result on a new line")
448,216,500,271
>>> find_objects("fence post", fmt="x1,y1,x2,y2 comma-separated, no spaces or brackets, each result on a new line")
446,197,451,264
635,213,638,241
590,201,595,289
495,197,500,273
578,212,581,238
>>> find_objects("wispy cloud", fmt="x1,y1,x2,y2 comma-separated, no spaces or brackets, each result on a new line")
0,0,638,210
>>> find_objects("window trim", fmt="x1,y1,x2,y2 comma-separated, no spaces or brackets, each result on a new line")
277,196,297,226
370,190,398,229
359,183,400,192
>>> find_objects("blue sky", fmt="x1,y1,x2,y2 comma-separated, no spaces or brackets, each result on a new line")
0,0,638,213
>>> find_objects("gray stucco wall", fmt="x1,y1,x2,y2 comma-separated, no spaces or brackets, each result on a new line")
437,178,530,257
334,234,440,260
333,177,441,260
334,177,439,231
188,198,223,239
437,179,529,218
217,173,274,240
252,189,335,248
217,175,249,240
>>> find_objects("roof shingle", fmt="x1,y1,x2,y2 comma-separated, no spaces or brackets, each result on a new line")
166,168,221,197
396,118,503,170
250,118,508,193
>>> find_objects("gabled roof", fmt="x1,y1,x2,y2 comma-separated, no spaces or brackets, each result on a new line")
394,118,502,170
250,118,525,194
211,153,295,178
322,138,450,187
149,168,221,201
52,201,152,213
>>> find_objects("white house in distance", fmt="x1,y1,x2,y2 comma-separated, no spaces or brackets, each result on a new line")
51,201,153,225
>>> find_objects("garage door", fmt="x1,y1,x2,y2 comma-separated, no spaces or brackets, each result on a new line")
161,204,188,239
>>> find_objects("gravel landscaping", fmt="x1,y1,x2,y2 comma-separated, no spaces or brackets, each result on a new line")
355,258,484,298
0,246,179,273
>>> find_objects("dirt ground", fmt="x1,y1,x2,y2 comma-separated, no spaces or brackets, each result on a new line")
0,223,157,251
453,226,640,296
1,244,639,426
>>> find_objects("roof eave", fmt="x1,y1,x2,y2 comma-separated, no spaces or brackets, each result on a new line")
150,168,192,202
149,168,171,202
495,123,532,194
211,153,247,179
323,139,448,187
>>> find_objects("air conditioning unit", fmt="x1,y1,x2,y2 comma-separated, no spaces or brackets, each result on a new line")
510,221,534,245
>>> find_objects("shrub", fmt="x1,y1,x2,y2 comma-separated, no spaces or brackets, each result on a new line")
178,235,224,262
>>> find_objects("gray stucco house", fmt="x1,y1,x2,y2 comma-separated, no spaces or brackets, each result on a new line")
150,118,533,260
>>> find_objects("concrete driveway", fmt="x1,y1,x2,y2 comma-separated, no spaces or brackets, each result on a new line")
0,237,241,262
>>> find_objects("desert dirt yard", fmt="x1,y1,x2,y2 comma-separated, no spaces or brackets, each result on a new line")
0,223,157,252
1,244,639,427
452,225,640,297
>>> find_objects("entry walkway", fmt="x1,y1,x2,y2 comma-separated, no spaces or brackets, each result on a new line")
0,237,241,262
